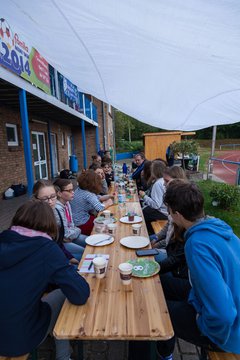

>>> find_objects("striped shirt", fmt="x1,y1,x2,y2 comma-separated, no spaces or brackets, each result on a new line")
71,187,105,226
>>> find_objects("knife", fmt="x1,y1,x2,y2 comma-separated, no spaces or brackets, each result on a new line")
93,236,112,246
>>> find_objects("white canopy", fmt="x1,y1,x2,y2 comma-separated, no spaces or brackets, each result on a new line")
1,1,240,130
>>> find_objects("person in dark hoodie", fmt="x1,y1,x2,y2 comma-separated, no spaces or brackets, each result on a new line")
0,200,90,358
156,182,240,360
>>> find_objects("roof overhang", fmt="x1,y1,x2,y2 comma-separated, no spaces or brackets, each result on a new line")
0,66,98,128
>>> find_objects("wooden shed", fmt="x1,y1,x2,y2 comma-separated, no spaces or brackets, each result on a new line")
143,131,195,160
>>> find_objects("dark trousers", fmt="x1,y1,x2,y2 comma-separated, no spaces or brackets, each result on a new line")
143,206,168,234
157,274,222,357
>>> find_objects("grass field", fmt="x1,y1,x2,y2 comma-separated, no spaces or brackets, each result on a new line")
197,180,240,237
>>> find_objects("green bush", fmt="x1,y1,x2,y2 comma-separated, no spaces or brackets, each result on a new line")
209,183,240,209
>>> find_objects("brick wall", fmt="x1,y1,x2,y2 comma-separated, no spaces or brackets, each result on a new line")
0,99,109,196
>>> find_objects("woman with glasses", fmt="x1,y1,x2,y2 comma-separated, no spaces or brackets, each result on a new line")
33,179,84,263
53,178,87,248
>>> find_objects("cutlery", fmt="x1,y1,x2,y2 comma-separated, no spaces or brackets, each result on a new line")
93,236,112,246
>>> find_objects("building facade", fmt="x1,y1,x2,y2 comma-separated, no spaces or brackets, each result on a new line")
0,18,113,197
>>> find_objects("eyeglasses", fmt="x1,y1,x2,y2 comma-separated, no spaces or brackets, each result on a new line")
37,194,57,202
62,189,74,193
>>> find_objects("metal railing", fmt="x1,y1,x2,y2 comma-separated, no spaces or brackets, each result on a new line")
219,143,240,150
208,157,240,185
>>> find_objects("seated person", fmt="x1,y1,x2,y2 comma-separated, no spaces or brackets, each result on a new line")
89,154,102,168
102,162,114,187
71,170,112,235
33,179,84,263
54,178,87,248
0,200,90,358
132,152,146,190
157,181,240,359
139,160,168,234
89,163,108,195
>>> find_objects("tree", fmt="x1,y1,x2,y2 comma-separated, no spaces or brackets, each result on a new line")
171,140,199,170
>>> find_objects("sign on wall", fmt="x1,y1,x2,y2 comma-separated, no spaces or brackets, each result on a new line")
63,77,78,103
0,18,51,94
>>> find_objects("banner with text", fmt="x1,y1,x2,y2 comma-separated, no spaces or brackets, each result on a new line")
0,18,50,94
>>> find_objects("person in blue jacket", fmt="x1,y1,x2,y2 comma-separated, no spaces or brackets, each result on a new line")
157,181,240,359
0,200,90,358
132,152,146,190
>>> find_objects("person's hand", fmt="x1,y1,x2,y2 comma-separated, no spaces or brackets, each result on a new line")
63,238,72,243
69,258,79,265
103,198,113,208
152,241,158,248
139,190,145,199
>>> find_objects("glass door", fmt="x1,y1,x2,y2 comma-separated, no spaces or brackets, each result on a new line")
32,131,48,180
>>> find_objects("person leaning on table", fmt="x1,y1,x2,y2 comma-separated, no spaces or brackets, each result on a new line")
156,181,240,360
0,200,90,359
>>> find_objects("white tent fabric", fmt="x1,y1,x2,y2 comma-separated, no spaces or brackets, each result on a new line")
1,0,240,130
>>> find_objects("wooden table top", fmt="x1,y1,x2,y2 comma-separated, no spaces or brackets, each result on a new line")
54,198,174,341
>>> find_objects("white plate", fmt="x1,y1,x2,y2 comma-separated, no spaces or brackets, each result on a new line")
120,236,150,249
120,216,143,224
85,234,114,247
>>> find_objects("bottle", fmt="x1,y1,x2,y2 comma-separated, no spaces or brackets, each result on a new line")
113,192,118,205
118,182,126,207
122,162,127,174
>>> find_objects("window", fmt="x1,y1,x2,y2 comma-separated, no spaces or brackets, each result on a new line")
6,123,19,146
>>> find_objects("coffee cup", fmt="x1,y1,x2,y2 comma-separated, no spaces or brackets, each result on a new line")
132,223,142,236
107,223,117,235
102,210,111,219
93,256,107,279
118,263,133,285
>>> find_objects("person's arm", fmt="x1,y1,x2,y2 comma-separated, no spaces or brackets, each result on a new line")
159,242,185,273
46,242,90,305
186,235,237,345
98,194,114,202
90,192,105,212
56,204,81,241
141,181,165,209
132,163,144,180
101,179,108,195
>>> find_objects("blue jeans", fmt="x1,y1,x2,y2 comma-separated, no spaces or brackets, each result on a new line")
154,249,167,263
64,242,84,261
73,234,87,248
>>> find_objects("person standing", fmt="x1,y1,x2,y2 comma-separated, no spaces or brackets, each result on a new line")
157,182,240,359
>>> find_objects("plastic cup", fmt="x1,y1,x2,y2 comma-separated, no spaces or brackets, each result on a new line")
118,263,133,285
110,181,115,188
132,223,142,236
107,223,117,235
93,257,107,279
93,219,106,233
103,210,111,219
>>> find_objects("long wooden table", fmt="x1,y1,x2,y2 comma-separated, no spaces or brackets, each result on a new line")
54,198,173,341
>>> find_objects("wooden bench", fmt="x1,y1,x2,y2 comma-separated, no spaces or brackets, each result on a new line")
208,352,240,360
0,355,29,360
151,220,167,234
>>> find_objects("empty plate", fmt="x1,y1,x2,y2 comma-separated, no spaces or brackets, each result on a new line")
120,216,142,224
85,234,114,247
120,236,150,249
